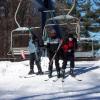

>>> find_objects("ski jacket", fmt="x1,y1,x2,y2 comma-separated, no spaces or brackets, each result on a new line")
28,39,37,54
61,36,77,53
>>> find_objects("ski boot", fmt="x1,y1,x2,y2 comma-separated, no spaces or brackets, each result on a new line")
28,69,34,75
61,69,65,79
57,71,61,78
48,71,52,78
36,65,44,75
36,71,44,75
70,68,75,77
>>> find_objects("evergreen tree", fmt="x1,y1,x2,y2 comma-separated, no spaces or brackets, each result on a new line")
76,0,100,37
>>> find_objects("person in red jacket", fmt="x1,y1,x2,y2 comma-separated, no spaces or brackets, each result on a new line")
61,32,78,78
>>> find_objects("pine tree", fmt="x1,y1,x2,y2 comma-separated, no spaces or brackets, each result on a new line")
76,0,100,37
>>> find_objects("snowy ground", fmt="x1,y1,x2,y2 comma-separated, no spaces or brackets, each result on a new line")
0,57,100,100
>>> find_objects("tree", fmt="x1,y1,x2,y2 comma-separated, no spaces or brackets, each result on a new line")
76,0,100,37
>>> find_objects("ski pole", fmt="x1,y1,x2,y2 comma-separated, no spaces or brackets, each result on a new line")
49,40,63,66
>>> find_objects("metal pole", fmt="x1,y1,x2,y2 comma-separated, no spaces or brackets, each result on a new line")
92,38,94,57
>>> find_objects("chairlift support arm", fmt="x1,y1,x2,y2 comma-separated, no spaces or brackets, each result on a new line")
14,0,23,27
67,0,76,15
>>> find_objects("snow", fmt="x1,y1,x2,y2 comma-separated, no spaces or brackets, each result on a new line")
0,57,100,100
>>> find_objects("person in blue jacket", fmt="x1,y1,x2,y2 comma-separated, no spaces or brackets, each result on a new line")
28,35,43,75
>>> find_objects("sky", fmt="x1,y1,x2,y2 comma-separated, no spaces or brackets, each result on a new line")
0,57,100,100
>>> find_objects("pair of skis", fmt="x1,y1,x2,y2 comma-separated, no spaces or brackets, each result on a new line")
53,75,82,83
44,74,82,82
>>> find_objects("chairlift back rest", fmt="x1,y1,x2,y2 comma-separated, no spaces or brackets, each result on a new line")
75,51,94,58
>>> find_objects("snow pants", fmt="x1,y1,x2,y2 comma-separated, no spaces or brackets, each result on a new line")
62,52,75,70
29,53,42,72
47,43,61,73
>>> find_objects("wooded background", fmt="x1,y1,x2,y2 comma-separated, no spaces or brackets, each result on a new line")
0,0,100,58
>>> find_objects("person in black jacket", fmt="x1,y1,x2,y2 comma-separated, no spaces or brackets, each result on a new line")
61,32,78,78
47,29,61,78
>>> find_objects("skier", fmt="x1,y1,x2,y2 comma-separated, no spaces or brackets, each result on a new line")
47,29,61,78
61,32,78,78
28,34,43,75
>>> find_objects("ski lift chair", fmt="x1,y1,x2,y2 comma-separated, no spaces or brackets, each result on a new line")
42,14,80,60
75,37,95,59
43,14,80,45
7,27,40,58
43,0,80,43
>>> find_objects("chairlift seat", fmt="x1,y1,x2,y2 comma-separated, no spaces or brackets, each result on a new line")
12,47,29,55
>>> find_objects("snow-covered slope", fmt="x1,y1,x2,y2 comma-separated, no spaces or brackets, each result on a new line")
0,57,100,100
